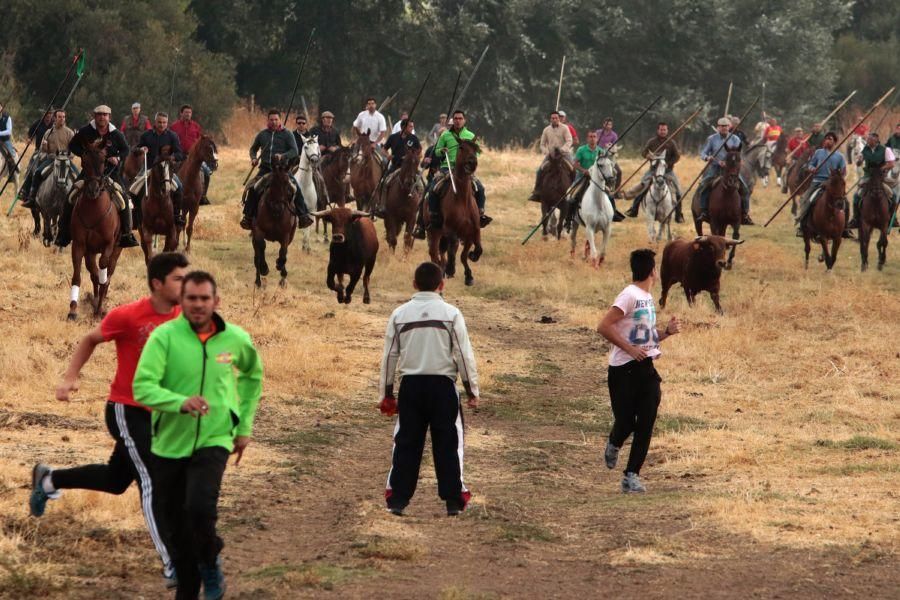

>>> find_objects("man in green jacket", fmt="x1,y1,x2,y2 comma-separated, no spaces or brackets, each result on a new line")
240,109,313,230
134,271,263,600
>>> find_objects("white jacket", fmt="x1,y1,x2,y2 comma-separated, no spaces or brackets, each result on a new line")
379,292,480,399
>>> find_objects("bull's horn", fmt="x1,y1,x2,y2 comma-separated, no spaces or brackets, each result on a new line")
351,210,371,217
693,235,708,242
725,239,745,246
310,210,331,217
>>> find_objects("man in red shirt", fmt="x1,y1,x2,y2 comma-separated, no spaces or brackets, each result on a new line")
30,252,189,589
170,104,213,205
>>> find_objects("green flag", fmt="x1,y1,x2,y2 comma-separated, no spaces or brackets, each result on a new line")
75,51,85,78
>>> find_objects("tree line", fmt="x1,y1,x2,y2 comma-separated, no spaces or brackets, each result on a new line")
0,0,895,148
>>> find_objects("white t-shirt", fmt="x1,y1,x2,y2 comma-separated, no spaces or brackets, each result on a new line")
608,284,661,367
391,120,416,135
353,110,387,142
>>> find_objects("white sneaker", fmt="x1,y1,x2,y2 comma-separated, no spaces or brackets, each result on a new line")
621,472,646,493
777,176,783,187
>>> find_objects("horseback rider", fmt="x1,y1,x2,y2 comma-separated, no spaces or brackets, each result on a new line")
391,111,416,135
428,113,448,145
0,102,18,175
133,112,187,228
697,117,753,225
847,131,897,229
558,111,579,146
292,113,310,148
55,105,138,248
528,110,573,202
624,122,683,222
595,117,623,195
240,109,314,231
170,104,212,205
19,109,55,207
805,122,825,150
887,123,900,153
352,97,389,168
412,109,491,239
565,130,624,224
309,111,342,160
121,102,151,149
21,109,76,208
787,127,807,157
794,132,849,236
373,118,423,218
731,116,750,147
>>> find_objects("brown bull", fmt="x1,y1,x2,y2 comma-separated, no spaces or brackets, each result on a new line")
660,235,743,314
312,207,379,304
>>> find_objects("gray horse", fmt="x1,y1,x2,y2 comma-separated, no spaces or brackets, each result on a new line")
36,151,76,246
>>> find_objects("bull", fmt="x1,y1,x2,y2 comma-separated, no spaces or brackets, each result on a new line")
311,207,379,304
660,235,743,314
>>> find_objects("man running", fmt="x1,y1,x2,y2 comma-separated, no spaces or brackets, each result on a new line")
379,261,480,516
134,270,263,600
170,104,212,205
597,249,681,493
31,252,189,588
624,122,683,221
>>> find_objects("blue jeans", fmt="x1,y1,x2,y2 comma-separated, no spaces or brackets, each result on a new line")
426,169,485,217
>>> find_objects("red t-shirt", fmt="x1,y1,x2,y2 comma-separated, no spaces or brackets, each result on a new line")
170,119,203,152
100,297,181,408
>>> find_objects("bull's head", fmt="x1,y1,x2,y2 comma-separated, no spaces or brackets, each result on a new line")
692,235,743,269
311,207,370,243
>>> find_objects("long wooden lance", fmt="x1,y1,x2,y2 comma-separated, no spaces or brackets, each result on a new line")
784,90,857,161
724,81,733,116
614,104,699,198
449,45,489,116
3,48,83,207
445,71,462,118
764,86,895,227
243,28,315,186
664,96,760,225
378,90,399,115
522,95,662,245
555,55,566,112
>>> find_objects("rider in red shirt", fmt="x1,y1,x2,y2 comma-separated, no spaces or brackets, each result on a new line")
170,104,212,204
29,253,189,589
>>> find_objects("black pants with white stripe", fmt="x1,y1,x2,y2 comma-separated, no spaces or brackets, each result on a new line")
386,375,468,511
50,401,173,577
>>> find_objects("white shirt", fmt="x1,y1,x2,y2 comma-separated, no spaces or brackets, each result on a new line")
391,120,416,136
353,110,387,143
609,284,661,366
379,292,480,399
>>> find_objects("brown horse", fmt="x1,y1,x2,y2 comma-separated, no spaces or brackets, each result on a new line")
349,132,382,212
785,146,813,211
801,169,846,270
427,140,483,286
252,158,296,287
858,168,892,272
139,147,179,264
771,132,789,184
68,141,123,321
317,146,351,243
381,146,422,254
123,148,142,187
539,148,573,240
178,135,218,252
692,150,742,269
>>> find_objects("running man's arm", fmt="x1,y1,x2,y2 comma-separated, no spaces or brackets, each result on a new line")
656,316,681,342
56,326,106,401
133,328,190,413
378,311,401,399
234,333,264,438
450,312,480,407
597,306,647,361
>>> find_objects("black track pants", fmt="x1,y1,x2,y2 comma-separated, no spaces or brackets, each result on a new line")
607,360,662,475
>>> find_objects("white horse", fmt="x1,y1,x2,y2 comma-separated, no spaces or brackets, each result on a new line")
848,135,866,181
570,148,615,267
643,151,674,243
0,148,20,197
295,134,321,252
36,151,76,247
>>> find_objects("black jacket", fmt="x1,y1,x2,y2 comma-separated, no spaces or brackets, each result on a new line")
69,122,130,180
309,125,342,152
137,128,185,165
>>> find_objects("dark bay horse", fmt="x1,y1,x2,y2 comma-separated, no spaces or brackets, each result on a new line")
859,168,892,272
801,170,846,270
539,148,573,240
139,147,179,264
178,135,218,252
692,150,742,269
771,133,789,185
68,141,123,320
252,158,296,287
427,140,483,286
382,146,422,254
318,146,352,242
349,132,382,212
786,146,813,212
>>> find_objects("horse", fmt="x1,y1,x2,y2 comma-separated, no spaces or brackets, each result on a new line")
294,133,321,252
801,169,846,270
847,135,866,181
0,149,20,199
123,148,143,187
692,150,742,269
427,139,482,286
177,135,218,253
643,151,674,243
252,158,296,287
785,146,813,212
771,132,789,186
569,148,615,267
318,146,352,242
858,168,892,272
742,141,768,191
538,148,573,240
381,146,422,254
139,147,179,264
68,141,123,321
349,132,382,212
36,151,76,247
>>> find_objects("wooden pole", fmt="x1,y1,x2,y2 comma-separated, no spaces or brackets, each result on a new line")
555,55,566,112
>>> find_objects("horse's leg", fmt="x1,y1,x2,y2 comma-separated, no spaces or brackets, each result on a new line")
726,226,739,270
859,225,869,272
446,237,459,279
276,240,289,287
252,236,267,287
569,221,579,258
86,252,100,314
541,204,550,241
68,243,84,320
587,226,599,267
597,223,611,265
830,236,842,271
403,211,415,255
96,249,115,318
31,207,41,237
818,237,832,270
140,225,153,265
428,233,443,272
803,234,811,270
385,215,398,253
461,241,474,286
877,228,887,271
185,208,197,253
164,227,178,253
362,256,375,304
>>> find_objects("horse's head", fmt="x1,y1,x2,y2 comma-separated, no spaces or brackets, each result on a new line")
198,136,218,171
310,207,369,244
54,151,72,187
153,146,175,187
81,139,107,178
650,151,667,183
351,132,371,163
301,134,321,166
723,150,741,187
594,148,616,186
824,168,846,203
456,139,480,175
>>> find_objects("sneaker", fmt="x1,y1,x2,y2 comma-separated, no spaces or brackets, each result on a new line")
164,571,178,590
621,472,646,494
412,226,426,240
612,210,626,222
447,490,471,516
604,441,619,470
741,213,755,226
29,463,58,517
200,558,226,600
239,216,253,230
118,233,140,248
386,506,404,517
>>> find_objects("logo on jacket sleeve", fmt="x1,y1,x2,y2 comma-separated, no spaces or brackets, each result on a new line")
216,352,233,364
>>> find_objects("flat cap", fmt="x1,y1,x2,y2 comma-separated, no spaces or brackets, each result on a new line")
717,117,731,126
321,111,334,118
94,105,112,114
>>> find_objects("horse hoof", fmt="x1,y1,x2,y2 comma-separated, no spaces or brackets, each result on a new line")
818,254,825,263
279,278,287,288
343,296,352,304
465,277,474,286
724,263,733,271
363,295,371,304
878,264,884,271
66,313,77,322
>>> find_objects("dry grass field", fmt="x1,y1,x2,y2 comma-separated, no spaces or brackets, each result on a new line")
0,141,898,598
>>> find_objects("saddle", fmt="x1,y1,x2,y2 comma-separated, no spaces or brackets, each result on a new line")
128,170,178,197
242,172,298,206
67,179,127,210
541,156,575,174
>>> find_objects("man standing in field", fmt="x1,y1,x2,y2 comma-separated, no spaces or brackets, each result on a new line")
134,271,263,600
31,252,189,588
379,262,480,516
597,249,681,493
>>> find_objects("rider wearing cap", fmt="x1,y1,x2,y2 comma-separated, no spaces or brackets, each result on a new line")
122,102,152,149
309,111,342,161
697,117,752,225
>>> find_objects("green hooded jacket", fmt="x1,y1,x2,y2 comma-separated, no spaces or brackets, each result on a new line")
133,313,263,459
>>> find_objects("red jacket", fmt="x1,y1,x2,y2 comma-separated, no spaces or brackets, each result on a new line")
170,119,203,152
566,123,579,146
787,137,808,154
